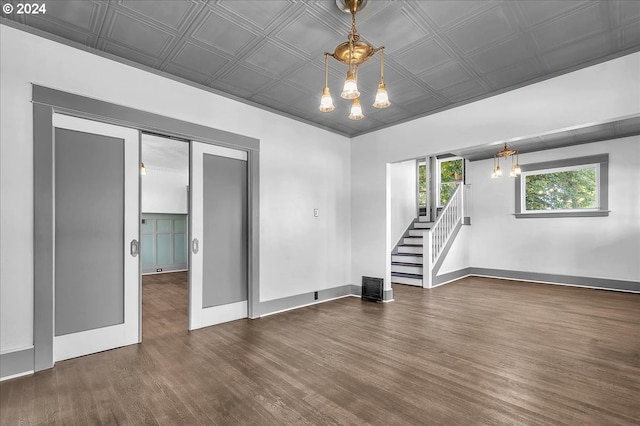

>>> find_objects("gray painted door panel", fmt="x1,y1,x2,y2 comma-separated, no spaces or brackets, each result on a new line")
54,128,125,336
202,154,248,308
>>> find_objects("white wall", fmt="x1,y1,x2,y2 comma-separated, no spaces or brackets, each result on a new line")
437,226,470,276
142,169,189,214
351,52,640,290
0,25,351,353
468,136,640,281
388,159,417,249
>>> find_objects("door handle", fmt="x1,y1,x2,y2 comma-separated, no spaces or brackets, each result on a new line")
192,238,199,254
130,239,139,257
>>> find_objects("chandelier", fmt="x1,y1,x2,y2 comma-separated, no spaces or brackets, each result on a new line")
491,143,522,178
319,0,390,120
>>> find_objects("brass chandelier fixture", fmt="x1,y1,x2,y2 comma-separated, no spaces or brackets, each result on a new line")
491,143,522,179
319,0,390,120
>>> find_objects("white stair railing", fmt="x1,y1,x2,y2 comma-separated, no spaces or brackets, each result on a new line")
423,184,464,288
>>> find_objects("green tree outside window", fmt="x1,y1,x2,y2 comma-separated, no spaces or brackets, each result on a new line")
418,163,427,206
439,159,463,206
524,167,597,211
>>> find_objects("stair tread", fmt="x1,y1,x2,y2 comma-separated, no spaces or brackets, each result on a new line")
391,272,423,278
391,262,423,267
392,253,423,257
398,243,423,247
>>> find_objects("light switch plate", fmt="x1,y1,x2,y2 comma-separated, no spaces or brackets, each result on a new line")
314,208,319,217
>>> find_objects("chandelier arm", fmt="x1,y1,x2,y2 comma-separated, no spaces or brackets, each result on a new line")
324,53,329,88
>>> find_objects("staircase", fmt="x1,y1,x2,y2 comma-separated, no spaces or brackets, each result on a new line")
391,184,466,288
391,216,433,286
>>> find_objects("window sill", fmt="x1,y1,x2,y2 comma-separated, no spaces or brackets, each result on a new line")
515,210,610,219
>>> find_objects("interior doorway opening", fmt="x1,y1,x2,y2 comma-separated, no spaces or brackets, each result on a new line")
141,133,190,337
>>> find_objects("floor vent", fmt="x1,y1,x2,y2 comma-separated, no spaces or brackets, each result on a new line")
362,276,383,302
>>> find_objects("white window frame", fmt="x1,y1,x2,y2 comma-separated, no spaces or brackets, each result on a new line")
515,154,609,218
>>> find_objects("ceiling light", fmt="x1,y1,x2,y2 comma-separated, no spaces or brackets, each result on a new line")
319,0,390,120
491,143,521,179
318,54,335,112
372,50,390,109
349,98,364,120
341,69,360,100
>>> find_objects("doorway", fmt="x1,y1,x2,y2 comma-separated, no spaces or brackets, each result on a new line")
140,134,190,337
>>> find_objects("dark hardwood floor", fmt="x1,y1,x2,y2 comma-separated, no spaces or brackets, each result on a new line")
1,274,639,425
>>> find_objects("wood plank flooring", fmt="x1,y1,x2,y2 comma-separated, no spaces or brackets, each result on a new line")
1,274,639,425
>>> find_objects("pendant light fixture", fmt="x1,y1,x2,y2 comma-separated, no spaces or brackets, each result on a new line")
318,54,335,112
349,98,364,120
373,49,390,108
319,0,390,120
491,143,521,179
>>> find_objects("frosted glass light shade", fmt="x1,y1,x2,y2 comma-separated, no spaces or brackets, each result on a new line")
319,87,335,112
372,81,390,108
348,98,364,120
341,70,360,99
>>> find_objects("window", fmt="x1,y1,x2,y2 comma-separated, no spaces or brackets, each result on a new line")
437,157,464,206
418,161,427,206
515,154,609,218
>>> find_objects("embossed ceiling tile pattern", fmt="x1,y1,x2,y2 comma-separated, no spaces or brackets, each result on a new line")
218,0,293,30
5,0,640,137
540,32,612,71
119,0,196,30
103,41,161,69
366,106,412,125
162,63,211,86
37,0,98,31
276,10,343,57
615,0,640,25
357,4,428,53
20,17,93,45
467,35,536,73
416,0,493,28
245,40,306,77
170,42,229,78
107,12,174,56
440,79,489,103
484,59,544,88
390,79,432,104
418,62,472,90
621,22,640,49
530,4,606,52
217,64,272,94
283,61,326,93
402,96,450,115
393,39,452,74
514,0,588,27
445,5,517,53
191,10,256,56
355,62,405,96
254,81,308,108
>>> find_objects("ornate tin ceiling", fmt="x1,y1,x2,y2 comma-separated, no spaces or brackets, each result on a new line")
3,0,640,137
